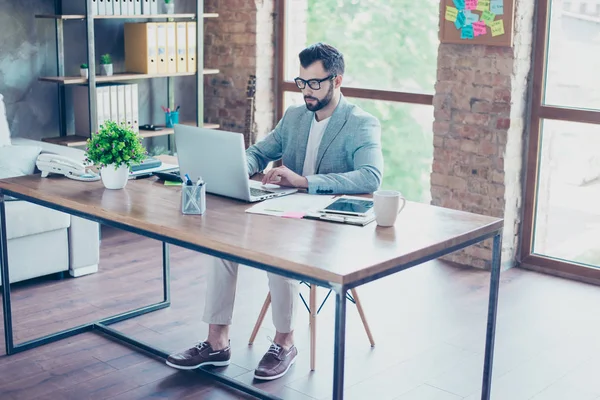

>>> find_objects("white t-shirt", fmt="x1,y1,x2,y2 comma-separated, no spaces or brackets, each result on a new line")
302,116,330,176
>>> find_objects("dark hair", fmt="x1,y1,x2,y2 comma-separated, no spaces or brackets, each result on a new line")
299,43,345,76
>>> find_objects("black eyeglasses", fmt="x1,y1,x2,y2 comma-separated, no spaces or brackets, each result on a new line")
294,75,336,90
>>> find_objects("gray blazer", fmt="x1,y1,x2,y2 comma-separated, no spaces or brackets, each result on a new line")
246,94,384,195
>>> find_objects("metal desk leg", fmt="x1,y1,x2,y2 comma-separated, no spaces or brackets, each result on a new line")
162,242,170,303
332,285,348,399
0,193,14,354
481,233,502,400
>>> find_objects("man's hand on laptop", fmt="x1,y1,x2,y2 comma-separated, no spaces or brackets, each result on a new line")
262,165,308,189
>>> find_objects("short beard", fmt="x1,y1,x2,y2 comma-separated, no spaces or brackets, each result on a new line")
304,83,334,112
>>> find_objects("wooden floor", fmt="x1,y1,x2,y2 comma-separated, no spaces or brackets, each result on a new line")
1,226,600,399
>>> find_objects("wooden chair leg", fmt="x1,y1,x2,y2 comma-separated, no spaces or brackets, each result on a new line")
249,292,271,345
351,288,375,347
310,284,317,371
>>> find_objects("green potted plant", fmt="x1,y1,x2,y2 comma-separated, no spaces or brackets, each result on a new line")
85,120,147,189
80,63,88,78
100,53,113,76
163,0,174,14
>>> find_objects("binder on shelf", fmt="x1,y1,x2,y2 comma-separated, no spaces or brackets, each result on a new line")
119,0,127,15
112,0,121,15
149,0,158,14
105,0,114,15
124,22,158,74
109,85,119,123
186,22,197,73
73,85,110,134
124,84,134,129
134,0,142,14
97,0,107,15
128,0,135,15
131,84,139,132
166,22,177,73
96,88,105,130
100,86,111,129
156,22,168,74
91,0,98,15
141,0,151,14
117,85,127,126
176,22,187,72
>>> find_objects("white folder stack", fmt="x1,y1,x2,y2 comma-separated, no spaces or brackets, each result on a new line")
73,83,140,135
90,0,147,15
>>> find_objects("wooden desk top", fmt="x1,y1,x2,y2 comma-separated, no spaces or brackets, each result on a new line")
0,175,503,286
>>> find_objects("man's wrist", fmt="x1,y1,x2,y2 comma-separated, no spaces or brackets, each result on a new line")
297,176,309,189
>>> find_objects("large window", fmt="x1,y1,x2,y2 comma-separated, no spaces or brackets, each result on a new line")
522,0,600,279
278,0,438,202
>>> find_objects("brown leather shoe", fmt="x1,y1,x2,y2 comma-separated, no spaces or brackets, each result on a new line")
254,342,298,380
166,341,231,370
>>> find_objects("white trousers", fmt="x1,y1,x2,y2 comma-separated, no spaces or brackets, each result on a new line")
202,257,299,333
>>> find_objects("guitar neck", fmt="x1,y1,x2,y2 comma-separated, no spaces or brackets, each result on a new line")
244,97,255,148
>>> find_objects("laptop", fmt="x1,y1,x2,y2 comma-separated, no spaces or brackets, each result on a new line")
174,125,298,202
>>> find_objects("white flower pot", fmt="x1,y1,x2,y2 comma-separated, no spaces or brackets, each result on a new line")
80,68,88,78
101,64,113,76
164,2,174,13
100,164,129,189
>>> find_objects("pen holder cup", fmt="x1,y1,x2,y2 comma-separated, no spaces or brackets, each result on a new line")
181,183,206,215
165,111,179,128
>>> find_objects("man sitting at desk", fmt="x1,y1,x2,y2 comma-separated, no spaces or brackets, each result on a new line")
167,42,384,380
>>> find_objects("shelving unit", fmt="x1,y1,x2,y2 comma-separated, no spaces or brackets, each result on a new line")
37,1,218,149
39,70,219,85
41,122,220,147
35,13,219,19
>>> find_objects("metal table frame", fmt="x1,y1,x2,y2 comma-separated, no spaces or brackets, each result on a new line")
0,189,502,400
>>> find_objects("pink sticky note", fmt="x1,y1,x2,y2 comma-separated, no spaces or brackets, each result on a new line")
465,0,477,9
282,211,305,219
473,21,487,36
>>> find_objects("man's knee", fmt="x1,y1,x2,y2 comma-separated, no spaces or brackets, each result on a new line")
267,272,297,287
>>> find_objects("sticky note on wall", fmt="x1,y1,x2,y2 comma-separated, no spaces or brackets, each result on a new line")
477,0,490,11
490,19,505,36
464,10,479,25
453,0,465,10
461,25,474,39
454,11,466,28
490,0,504,15
465,0,477,10
481,10,496,26
445,5,459,22
473,21,487,36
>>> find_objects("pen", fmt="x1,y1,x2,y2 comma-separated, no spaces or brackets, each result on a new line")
175,105,181,112
264,208,284,212
184,173,192,186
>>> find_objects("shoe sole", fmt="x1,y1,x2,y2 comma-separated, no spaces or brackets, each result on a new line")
166,359,231,370
253,354,297,381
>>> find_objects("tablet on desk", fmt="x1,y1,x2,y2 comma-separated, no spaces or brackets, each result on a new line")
319,196,374,217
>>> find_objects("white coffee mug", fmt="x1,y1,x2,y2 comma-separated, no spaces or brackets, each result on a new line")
373,190,406,227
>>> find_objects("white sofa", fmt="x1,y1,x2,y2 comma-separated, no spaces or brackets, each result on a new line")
0,94,100,285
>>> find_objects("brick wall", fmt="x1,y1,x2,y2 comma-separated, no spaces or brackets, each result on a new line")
431,0,535,269
204,0,275,138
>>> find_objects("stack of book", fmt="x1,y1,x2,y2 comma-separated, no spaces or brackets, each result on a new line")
91,0,161,16
124,22,197,74
73,83,139,135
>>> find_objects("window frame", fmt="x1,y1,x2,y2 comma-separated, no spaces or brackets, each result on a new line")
273,0,434,122
520,0,600,281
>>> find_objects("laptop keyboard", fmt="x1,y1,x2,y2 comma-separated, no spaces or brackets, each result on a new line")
250,187,274,197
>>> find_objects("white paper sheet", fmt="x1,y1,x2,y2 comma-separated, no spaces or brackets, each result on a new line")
245,193,335,217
